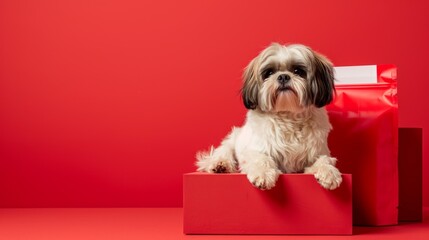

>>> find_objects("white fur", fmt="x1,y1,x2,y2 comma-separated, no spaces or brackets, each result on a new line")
196,43,342,190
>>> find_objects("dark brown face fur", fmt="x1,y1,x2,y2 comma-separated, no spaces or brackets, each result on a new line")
241,43,335,111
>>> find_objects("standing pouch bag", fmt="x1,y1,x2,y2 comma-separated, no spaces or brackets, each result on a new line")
327,65,398,226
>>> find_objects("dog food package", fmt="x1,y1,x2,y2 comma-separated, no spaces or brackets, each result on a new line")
326,65,398,226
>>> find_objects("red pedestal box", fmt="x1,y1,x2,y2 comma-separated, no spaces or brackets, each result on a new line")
183,173,352,235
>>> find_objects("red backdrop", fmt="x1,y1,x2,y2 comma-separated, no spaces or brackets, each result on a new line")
1,0,428,207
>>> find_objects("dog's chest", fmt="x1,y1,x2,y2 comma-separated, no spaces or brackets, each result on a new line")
265,117,321,172
238,110,330,173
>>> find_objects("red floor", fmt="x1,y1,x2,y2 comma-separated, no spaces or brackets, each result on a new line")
0,208,428,240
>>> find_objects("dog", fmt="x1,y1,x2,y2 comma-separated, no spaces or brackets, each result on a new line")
196,43,342,190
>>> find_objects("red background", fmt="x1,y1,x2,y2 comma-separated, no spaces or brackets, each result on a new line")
0,0,428,207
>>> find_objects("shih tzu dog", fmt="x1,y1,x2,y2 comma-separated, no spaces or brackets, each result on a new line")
196,43,342,190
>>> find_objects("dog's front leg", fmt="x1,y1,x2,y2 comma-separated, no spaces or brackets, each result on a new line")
304,155,342,190
237,151,281,190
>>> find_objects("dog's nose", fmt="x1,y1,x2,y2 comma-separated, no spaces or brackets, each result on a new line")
277,74,291,84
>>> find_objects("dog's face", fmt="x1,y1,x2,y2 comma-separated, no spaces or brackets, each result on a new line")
242,43,335,113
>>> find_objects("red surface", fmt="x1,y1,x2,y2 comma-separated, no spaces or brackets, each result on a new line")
1,1,429,208
0,208,429,240
327,74,398,226
183,173,352,235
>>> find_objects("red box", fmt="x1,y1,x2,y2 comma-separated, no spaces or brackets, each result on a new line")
398,128,423,222
183,173,352,235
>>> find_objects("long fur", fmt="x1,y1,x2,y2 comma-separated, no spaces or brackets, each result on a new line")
196,43,342,190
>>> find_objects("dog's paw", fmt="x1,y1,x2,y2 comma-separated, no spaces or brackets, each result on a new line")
208,160,234,173
196,148,236,173
247,169,280,190
314,165,342,190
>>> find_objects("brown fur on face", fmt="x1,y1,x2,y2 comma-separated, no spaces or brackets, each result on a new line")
241,43,335,112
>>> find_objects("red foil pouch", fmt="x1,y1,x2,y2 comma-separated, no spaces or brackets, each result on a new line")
327,65,398,226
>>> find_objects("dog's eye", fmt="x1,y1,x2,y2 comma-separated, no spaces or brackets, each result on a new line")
293,67,306,78
262,68,275,80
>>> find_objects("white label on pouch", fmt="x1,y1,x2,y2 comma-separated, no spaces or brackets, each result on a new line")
334,65,377,85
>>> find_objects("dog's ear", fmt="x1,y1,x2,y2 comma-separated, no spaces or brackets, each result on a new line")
241,58,259,110
311,52,335,108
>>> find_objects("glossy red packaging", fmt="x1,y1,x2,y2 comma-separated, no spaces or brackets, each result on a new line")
326,65,398,226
